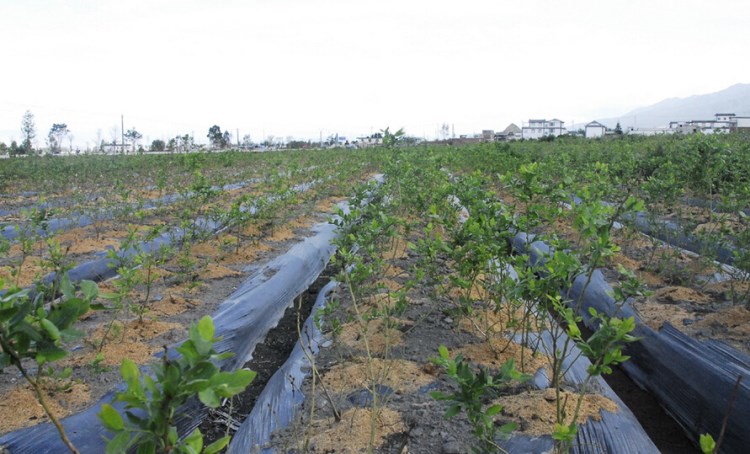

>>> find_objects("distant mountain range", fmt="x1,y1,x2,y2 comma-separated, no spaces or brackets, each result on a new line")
593,83,750,129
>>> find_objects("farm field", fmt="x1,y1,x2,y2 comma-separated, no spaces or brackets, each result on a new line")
1,134,750,453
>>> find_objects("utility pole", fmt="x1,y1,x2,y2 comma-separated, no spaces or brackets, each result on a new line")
121,114,124,153
236,128,240,147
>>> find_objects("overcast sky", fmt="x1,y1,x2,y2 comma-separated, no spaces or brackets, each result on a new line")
1,0,748,148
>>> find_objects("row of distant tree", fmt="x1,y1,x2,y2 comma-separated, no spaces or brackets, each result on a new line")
1,111,149,155
1,111,412,156
0,111,242,156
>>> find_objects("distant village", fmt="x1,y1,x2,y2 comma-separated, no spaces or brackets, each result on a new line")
7,112,749,157
396,112,750,147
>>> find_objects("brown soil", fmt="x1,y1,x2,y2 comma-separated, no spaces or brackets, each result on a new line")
0,381,91,434
303,407,406,453
497,389,619,436
70,319,185,367
704,280,750,299
267,225,297,243
314,196,347,213
339,318,406,355
377,278,402,293
633,300,694,331
652,286,711,305
150,293,199,316
387,237,410,260
458,306,536,336
691,306,750,344
320,358,433,394
0,257,44,288
383,265,406,279
202,263,241,280
458,339,550,376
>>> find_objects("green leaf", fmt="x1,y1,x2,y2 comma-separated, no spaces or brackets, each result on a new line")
699,433,716,454
204,435,230,454
60,274,74,300
182,428,203,453
60,327,85,341
485,404,502,417
198,388,220,408
197,316,214,341
121,358,139,384
105,430,132,454
99,403,124,431
444,403,461,419
176,340,199,362
184,379,210,393
36,346,68,364
209,369,256,397
438,344,449,360
80,280,99,301
143,374,158,395
135,440,156,454
40,318,61,341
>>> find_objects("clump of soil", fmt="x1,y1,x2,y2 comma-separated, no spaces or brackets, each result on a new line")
652,286,710,305
458,306,536,336
202,263,241,280
339,318,407,354
0,257,45,288
633,301,693,331
689,306,750,352
314,196,347,213
0,381,90,433
497,389,618,436
458,339,549,376
69,319,184,367
302,407,406,453
149,293,199,316
320,358,433,394
267,225,297,243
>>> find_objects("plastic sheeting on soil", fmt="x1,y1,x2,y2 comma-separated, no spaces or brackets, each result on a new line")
442,193,656,452
567,195,739,266
513,232,750,454
0,178,322,299
228,280,338,453
494,264,658,453
0,178,261,242
0,218,340,453
0,176,382,453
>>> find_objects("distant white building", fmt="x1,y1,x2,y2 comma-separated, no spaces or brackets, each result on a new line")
356,133,383,147
584,121,606,139
669,113,750,134
494,123,522,141
101,143,130,154
521,119,566,140
626,127,673,136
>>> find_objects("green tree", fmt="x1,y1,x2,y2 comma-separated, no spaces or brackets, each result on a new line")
380,126,405,148
614,122,623,136
48,123,69,154
150,139,166,152
124,127,143,152
207,125,225,149
21,110,36,154
9,140,19,156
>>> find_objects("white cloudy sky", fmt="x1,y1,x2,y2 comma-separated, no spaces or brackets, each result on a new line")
1,0,748,148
